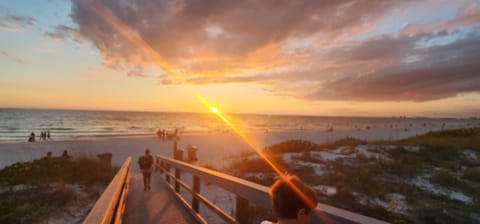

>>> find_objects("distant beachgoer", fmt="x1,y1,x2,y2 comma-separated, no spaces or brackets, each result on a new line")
46,152,52,157
28,132,35,142
47,131,51,140
138,149,154,191
62,149,70,158
261,175,318,224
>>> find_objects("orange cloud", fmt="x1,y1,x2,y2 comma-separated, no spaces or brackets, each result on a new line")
67,0,480,102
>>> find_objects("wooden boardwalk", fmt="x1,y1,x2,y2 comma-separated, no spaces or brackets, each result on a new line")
122,169,198,224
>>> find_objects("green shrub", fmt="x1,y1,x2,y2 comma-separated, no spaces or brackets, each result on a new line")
463,167,480,182
0,156,118,187
0,156,118,224
431,169,457,187
396,128,480,150
265,140,319,153
264,137,367,154
328,137,367,148
229,156,289,175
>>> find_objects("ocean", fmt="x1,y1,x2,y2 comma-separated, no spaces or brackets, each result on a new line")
0,108,476,142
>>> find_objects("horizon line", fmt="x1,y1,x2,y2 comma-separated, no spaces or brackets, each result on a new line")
0,106,477,120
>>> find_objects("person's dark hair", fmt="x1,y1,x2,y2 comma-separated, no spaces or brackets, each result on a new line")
270,175,318,219
145,149,150,154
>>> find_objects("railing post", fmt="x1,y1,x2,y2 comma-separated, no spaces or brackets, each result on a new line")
159,160,164,174
175,168,181,193
236,195,249,224
173,141,177,159
192,175,200,213
166,164,170,183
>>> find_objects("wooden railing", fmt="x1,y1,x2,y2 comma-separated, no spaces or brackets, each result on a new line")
156,155,389,224
83,157,131,224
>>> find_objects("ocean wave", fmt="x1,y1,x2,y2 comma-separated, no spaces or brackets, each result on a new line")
0,108,475,142
128,126,143,130
48,127,76,131
0,126,19,131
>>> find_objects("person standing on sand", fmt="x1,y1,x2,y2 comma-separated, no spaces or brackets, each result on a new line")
28,132,35,142
138,149,154,191
261,175,318,224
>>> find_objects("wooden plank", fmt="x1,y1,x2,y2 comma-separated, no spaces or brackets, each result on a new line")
175,168,181,192
314,204,389,224
236,195,249,224
158,173,209,224
122,170,200,224
157,155,271,209
156,155,390,224
192,176,200,213
83,157,131,224
114,168,131,224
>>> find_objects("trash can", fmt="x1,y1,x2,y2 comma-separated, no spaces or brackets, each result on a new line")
174,148,184,161
187,145,198,162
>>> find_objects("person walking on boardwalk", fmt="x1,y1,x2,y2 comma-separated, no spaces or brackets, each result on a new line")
138,149,154,191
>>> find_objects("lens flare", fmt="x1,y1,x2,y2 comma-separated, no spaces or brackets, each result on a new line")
84,0,318,215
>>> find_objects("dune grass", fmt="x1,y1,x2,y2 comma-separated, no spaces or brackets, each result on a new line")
264,137,368,154
0,155,118,223
228,127,480,223
383,128,480,150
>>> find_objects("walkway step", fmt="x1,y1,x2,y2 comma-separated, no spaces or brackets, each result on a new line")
123,169,198,224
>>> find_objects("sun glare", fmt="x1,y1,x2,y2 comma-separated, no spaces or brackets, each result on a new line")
87,1,317,214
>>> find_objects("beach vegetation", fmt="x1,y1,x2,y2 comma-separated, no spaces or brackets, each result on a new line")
325,137,367,149
227,127,480,223
463,167,480,182
265,139,319,153
264,137,367,154
0,155,118,223
228,156,289,176
431,169,457,187
393,128,480,150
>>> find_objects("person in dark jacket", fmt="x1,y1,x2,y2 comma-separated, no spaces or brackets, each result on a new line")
138,149,154,191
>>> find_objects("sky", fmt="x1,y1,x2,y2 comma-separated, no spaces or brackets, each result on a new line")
1,0,479,117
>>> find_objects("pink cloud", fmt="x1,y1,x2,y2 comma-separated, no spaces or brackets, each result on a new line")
66,0,480,102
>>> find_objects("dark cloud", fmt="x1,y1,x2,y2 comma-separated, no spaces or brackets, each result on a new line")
44,25,84,43
159,29,480,102
68,0,480,102
307,31,480,101
0,15,37,31
403,1,480,35
327,35,420,63
70,0,407,69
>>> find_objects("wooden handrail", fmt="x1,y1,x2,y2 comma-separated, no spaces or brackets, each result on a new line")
158,155,271,208
83,157,131,224
157,155,389,224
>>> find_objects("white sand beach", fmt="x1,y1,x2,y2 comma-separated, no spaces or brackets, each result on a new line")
0,122,467,169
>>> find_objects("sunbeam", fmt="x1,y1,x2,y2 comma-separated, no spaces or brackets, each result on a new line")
82,0,318,213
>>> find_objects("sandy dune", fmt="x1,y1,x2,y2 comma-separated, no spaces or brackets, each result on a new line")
0,123,456,169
